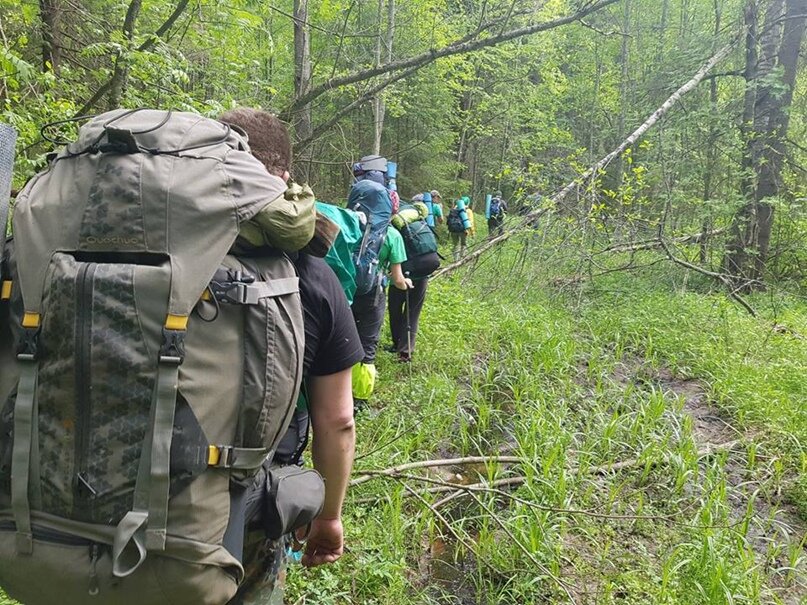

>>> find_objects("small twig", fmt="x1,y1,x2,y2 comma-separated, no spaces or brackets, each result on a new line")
399,480,501,577
658,236,758,317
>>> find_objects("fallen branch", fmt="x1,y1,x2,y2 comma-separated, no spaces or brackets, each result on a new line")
433,40,738,280
352,439,743,497
351,455,523,486
597,228,726,254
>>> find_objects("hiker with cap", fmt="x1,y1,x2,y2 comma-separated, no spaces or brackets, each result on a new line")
348,155,411,411
430,190,445,226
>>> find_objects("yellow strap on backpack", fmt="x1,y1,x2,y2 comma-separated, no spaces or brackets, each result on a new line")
351,362,377,400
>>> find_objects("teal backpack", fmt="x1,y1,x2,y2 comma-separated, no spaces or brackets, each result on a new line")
315,201,363,304
396,203,441,279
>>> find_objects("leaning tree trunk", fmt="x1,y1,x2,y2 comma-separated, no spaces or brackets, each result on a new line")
725,0,807,285
293,0,313,181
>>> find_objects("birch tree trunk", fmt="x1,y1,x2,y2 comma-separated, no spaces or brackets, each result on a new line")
434,42,736,279
293,0,313,180
372,0,394,155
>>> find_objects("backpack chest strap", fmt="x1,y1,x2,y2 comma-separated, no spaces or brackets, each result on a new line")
208,276,299,305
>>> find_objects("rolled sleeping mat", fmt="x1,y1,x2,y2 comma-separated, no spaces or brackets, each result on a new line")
459,208,471,230
422,191,434,227
391,203,429,229
387,161,397,191
485,193,492,219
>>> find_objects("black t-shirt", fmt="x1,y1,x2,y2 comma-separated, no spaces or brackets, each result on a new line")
296,253,364,377
274,253,363,463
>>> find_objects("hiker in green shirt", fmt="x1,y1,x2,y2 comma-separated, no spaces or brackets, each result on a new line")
380,226,412,290
351,225,412,411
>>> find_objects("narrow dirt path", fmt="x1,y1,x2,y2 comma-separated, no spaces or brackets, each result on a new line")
653,368,807,605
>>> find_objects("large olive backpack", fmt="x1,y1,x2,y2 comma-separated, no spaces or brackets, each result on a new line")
0,110,305,604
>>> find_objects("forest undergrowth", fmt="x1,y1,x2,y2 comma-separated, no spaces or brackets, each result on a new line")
286,233,807,605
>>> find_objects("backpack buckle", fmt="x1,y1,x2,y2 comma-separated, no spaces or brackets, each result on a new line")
159,328,186,364
208,445,234,468
16,327,41,361
209,271,257,305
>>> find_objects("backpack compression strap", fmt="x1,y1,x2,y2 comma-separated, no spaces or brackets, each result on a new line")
112,317,186,577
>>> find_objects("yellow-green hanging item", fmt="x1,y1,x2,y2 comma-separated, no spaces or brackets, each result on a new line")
351,362,377,400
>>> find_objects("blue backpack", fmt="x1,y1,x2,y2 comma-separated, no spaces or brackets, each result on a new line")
489,197,503,218
348,179,393,296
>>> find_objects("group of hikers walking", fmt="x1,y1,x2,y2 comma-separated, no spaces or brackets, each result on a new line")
0,108,508,605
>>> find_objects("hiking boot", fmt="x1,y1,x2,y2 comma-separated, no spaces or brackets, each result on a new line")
383,343,397,353
398,353,411,363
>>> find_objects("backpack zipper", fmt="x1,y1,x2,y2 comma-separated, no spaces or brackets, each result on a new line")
0,520,92,546
75,262,97,513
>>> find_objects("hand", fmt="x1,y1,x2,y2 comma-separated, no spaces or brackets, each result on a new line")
300,517,344,568
394,278,413,290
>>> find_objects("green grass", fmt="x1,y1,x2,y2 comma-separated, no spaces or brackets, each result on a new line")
3,238,805,604
285,241,807,604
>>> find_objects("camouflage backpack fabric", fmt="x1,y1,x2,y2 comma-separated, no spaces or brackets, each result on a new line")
0,109,305,604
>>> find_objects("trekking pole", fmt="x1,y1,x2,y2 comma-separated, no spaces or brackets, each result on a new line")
404,271,412,373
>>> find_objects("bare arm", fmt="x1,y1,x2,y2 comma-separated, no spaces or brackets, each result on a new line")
389,263,413,290
302,368,355,567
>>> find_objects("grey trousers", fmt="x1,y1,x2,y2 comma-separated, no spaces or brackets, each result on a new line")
351,283,386,363
450,231,467,261
388,278,428,356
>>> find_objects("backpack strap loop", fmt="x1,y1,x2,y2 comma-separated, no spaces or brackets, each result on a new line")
112,510,148,577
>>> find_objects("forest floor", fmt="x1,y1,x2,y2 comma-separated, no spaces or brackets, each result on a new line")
1,236,805,605
288,237,807,605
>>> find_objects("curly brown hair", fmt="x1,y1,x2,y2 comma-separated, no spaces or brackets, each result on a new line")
218,108,291,177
